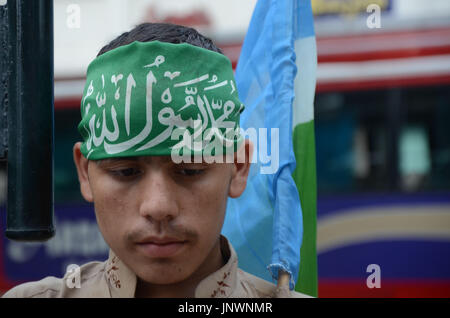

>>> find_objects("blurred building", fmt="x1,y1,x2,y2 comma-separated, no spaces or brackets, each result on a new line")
310,0,450,298
1,0,450,297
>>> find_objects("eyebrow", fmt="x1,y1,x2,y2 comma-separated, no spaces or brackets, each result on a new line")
95,157,138,167
95,156,218,167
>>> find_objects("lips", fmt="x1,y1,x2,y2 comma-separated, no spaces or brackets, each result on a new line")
136,237,187,258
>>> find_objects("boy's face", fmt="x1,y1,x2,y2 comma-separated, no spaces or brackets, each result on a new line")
73,142,251,286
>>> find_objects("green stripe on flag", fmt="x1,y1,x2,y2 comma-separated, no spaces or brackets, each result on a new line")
293,119,318,297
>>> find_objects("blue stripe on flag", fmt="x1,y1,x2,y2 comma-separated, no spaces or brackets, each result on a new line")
295,0,315,39
222,0,314,290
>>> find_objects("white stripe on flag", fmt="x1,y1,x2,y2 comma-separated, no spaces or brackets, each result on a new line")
293,36,317,127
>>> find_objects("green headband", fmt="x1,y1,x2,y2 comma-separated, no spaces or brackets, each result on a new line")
78,41,244,160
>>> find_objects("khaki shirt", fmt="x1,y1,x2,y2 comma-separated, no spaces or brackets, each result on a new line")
2,236,310,298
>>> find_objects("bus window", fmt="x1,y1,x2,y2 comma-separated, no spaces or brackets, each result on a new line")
315,85,450,195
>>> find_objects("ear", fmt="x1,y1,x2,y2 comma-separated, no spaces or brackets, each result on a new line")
228,139,254,198
73,142,94,202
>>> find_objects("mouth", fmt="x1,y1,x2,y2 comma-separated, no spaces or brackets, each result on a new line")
135,237,187,258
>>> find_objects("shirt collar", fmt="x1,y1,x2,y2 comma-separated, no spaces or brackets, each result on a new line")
105,235,239,298
105,249,137,298
194,235,238,298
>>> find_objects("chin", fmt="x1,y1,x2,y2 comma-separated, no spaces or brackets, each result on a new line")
139,273,191,285
136,264,193,285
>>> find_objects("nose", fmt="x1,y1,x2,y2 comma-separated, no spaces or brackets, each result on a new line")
138,169,179,223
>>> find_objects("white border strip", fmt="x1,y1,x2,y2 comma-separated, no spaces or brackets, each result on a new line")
317,54,450,83
56,55,450,100
55,79,86,99
317,205,450,254
318,29,450,56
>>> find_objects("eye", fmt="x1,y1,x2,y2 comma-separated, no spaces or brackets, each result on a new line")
177,168,205,176
110,167,142,178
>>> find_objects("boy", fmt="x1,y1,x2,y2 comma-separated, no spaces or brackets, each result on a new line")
3,23,308,298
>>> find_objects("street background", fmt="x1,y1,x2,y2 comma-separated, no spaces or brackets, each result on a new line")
1,0,450,297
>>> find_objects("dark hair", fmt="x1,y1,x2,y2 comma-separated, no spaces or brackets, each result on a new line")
97,22,223,57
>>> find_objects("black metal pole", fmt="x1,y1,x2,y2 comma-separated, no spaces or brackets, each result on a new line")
0,2,8,159
5,0,54,241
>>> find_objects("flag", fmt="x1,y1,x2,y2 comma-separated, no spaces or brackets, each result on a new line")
292,0,318,297
222,0,317,295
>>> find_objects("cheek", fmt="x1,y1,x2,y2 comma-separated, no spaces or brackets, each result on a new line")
90,173,133,212
186,174,230,232
90,178,133,242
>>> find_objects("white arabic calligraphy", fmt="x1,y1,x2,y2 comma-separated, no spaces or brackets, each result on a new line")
89,105,119,148
124,74,136,136
103,71,157,154
144,55,165,68
230,80,236,95
137,108,199,151
96,92,106,107
185,87,197,95
204,80,228,91
208,75,218,83
212,99,223,110
174,74,209,87
178,95,195,112
111,74,124,100
164,71,180,80
83,80,94,108
83,53,240,158
161,88,172,104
